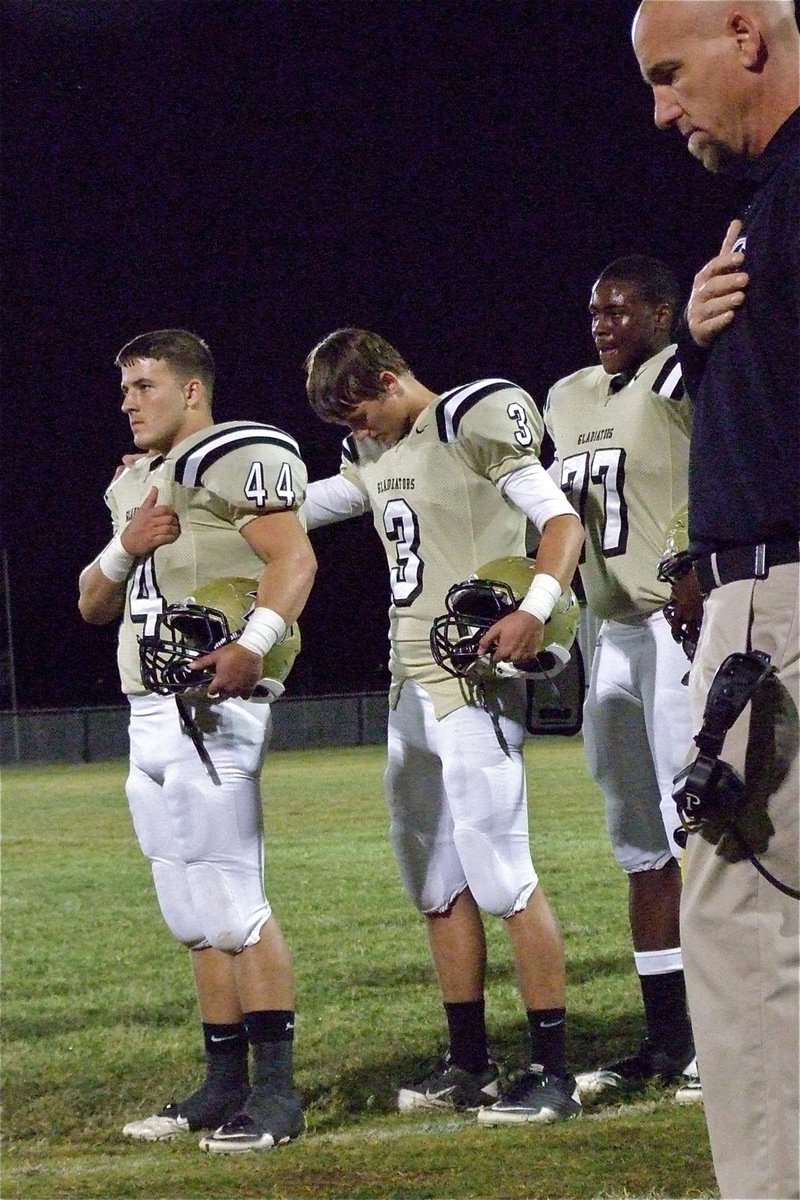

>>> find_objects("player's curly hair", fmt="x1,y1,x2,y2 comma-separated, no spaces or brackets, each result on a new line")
115,329,215,397
304,328,412,423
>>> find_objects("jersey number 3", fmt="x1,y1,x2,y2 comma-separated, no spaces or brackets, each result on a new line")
383,498,423,606
559,447,628,558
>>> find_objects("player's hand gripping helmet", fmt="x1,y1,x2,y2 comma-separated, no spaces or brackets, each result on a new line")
138,576,301,701
657,503,692,586
430,556,580,682
657,504,702,661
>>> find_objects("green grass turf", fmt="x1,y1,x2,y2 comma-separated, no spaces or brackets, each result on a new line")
1,740,716,1198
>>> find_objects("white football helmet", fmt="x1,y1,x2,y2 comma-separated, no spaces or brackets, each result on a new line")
138,576,300,701
430,556,580,682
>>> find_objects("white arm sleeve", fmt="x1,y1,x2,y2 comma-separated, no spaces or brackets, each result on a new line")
547,455,561,487
301,475,371,530
498,463,578,534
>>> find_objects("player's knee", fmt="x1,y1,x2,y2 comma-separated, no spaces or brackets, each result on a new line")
390,821,464,913
616,846,675,873
453,827,537,917
151,860,206,947
186,862,272,952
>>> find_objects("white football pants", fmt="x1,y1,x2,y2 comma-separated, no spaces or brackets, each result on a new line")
126,692,272,952
385,679,538,918
583,609,693,872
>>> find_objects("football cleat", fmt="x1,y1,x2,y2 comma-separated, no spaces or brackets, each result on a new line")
575,1041,696,1099
477,1066,581,1125
139,576,300,699
674,1059,703,1104
397,1053,500,1112
430,556,580,683
122,1080,250,1140
199,1086,305,1153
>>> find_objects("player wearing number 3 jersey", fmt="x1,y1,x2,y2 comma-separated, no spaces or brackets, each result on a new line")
302,328,585,1125
78,330,316,1154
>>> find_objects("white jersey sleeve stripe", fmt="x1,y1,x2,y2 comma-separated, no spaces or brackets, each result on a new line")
651,354,684,400
435,378,516,443
174,425,302,487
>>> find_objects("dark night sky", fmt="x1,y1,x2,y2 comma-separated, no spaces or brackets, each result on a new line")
2,0,748,708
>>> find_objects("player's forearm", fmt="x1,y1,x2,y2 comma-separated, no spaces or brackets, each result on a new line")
534,513,584,592
251,538,318,627
78,560,127,624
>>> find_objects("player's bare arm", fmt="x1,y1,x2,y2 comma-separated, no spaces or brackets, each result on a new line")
687,220,749,349
78,487,180,625
191,510,317,699
478,513,583,663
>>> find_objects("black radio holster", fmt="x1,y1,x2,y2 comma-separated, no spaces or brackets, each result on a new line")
672,650,773,844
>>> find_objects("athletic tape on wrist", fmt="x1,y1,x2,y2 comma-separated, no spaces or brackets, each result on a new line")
98,535,135,582
236,606,287,657
518,572,562,623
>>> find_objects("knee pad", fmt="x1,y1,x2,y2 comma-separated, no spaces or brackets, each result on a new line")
151,860,208,948
452,826,537,917
185,861,272,952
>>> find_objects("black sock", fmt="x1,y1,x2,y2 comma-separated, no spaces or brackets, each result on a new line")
639,971,693,1057
201,1022,249,1087
526,1008,567,1076
444,1000,490,1073
243,1010,296,1091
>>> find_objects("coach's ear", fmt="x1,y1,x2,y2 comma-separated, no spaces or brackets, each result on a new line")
729,11,766,70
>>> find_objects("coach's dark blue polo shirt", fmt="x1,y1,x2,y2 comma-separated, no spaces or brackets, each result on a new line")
678,107,800,555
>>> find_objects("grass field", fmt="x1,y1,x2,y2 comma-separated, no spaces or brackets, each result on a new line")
2,739,717,1200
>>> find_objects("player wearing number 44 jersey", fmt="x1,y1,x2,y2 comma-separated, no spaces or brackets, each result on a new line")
544,257,702,1105
78,330,316,1154
302,328,585,1126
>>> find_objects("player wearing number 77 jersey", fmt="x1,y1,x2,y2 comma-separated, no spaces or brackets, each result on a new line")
302,328,585,1125
78,329,316,1154
544,257,701,1104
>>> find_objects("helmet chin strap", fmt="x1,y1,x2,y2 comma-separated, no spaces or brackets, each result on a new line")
174,694,221,785
476,680,511,759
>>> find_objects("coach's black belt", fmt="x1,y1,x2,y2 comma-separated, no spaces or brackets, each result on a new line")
694,539,800,594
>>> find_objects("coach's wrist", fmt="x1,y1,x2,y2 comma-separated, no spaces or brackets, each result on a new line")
236,606,287,658
518,572,562,624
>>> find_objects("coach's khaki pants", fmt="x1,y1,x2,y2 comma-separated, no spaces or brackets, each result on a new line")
682,562,799,1200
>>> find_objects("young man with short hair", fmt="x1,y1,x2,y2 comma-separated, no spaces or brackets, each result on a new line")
79,329,316,1153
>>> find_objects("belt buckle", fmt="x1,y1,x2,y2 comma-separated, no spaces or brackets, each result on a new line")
754,543,767,578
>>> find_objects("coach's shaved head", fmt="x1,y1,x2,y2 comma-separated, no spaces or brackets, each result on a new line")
633,0,800,168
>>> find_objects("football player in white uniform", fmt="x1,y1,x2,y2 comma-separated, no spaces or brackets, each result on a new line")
544,257,701,1103
78,330,317,1153
302,328,585,1124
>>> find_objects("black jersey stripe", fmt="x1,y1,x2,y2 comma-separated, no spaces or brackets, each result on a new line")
435,379,516,443
652,354,685,400
174,425,302,487
342,434,358,464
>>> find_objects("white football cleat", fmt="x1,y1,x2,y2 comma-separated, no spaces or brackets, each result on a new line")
122,1105,190,1141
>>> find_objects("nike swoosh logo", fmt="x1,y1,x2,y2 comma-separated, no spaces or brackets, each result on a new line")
210,1034,239,1043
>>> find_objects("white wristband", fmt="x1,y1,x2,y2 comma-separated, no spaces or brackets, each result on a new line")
98,535,135,583
518,572,562,623
236,606,287,658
